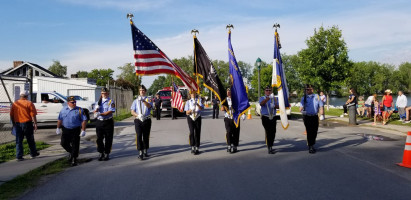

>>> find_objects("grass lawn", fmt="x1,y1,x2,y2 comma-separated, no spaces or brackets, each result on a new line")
0,141,50,163
0,158,75,200
113,109,132,122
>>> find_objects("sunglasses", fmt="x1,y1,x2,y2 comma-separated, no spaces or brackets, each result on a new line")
69,101,76,104
265,90,271,91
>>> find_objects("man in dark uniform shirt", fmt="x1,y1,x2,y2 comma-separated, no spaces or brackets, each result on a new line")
212,96,220,119
154,93,162,120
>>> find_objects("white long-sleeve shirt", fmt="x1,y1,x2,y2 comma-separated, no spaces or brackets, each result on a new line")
396,94,407,108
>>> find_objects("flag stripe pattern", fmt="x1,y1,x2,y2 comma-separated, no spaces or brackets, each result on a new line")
130,21,198,91
172,82,185,112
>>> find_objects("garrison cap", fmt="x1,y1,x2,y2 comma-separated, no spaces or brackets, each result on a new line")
67,96,76,102
101,87,109,93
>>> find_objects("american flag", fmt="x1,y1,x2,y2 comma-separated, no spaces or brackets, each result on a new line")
172,82,184,112
130,21,198,91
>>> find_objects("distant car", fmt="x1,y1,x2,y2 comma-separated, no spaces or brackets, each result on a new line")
66,95,87,101
254,97,291,117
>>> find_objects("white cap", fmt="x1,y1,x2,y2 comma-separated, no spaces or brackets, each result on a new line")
20,90,29,97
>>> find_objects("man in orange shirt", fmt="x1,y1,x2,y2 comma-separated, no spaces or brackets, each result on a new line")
10,90,39,161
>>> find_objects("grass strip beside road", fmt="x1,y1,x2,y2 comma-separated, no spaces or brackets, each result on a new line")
0,158,72,200
113,112,132,122
0,141,50,163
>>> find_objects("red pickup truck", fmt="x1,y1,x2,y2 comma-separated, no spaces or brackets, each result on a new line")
155,86,188,117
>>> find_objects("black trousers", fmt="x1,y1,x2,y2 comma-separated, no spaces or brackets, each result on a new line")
134,118,152,151
224,118,240,146
96,118,114,154
61,126,81,158
187,116,202,147
343,104,347,114
303,115,319,146
155,106,161,120
261,116,277,147
212,106,219,119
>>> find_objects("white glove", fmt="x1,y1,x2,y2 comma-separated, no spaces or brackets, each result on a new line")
95,105,100,110
80,130,86,137
320,115,325,120
56,128,61,135
269,93,274,98
241,114,246,121
94,112,100,118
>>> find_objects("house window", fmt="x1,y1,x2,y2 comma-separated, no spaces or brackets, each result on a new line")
41,73,45,76
23,67,26,76
35,70,39,76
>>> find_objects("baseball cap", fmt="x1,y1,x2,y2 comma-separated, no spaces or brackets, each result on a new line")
20,90,29,97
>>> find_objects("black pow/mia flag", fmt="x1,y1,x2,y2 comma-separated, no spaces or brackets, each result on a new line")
193,37,227,106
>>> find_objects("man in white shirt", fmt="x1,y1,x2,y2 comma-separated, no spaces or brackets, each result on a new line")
396,91,407,121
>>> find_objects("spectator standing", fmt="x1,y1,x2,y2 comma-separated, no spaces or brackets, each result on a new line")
346,88,358,125
404,107,411,123
373,97,382,125
319,91,326,120
364,95,375,118
382,89,394,125
10,91,39,161
212,95,220,119
396,91,407,122
153,93,162,120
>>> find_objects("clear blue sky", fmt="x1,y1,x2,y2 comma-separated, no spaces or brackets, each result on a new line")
1,0,410,87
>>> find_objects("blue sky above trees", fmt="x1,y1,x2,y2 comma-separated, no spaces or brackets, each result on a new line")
1,0,410,87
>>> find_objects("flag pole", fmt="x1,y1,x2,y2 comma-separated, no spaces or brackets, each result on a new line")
191,29,200,94
127,13,142,91
223,24,234,113
171,75,174,120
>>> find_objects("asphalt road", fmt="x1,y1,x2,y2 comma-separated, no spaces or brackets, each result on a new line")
20,109,411,200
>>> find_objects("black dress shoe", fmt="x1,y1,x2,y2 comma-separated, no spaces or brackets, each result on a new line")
194,150,200,155
67,154,72,162
72,158,78,166
231,147,238,154
227,148,231,153
98,153,105,161
309,146,316,154
268,147,276,154
104,154,110,161
138,154,144,160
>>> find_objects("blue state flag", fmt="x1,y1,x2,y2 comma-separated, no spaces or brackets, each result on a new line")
225,30,250,127
272,30,290,129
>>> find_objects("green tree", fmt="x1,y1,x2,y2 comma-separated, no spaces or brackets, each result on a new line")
115,78,134,89
282,54,304,96
297,25,353,106
398,62,411,93
117,63,141,95
87,68,114,86
76,71,88,78
148,76,170,95
48,60,67,77
250,60,270,100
